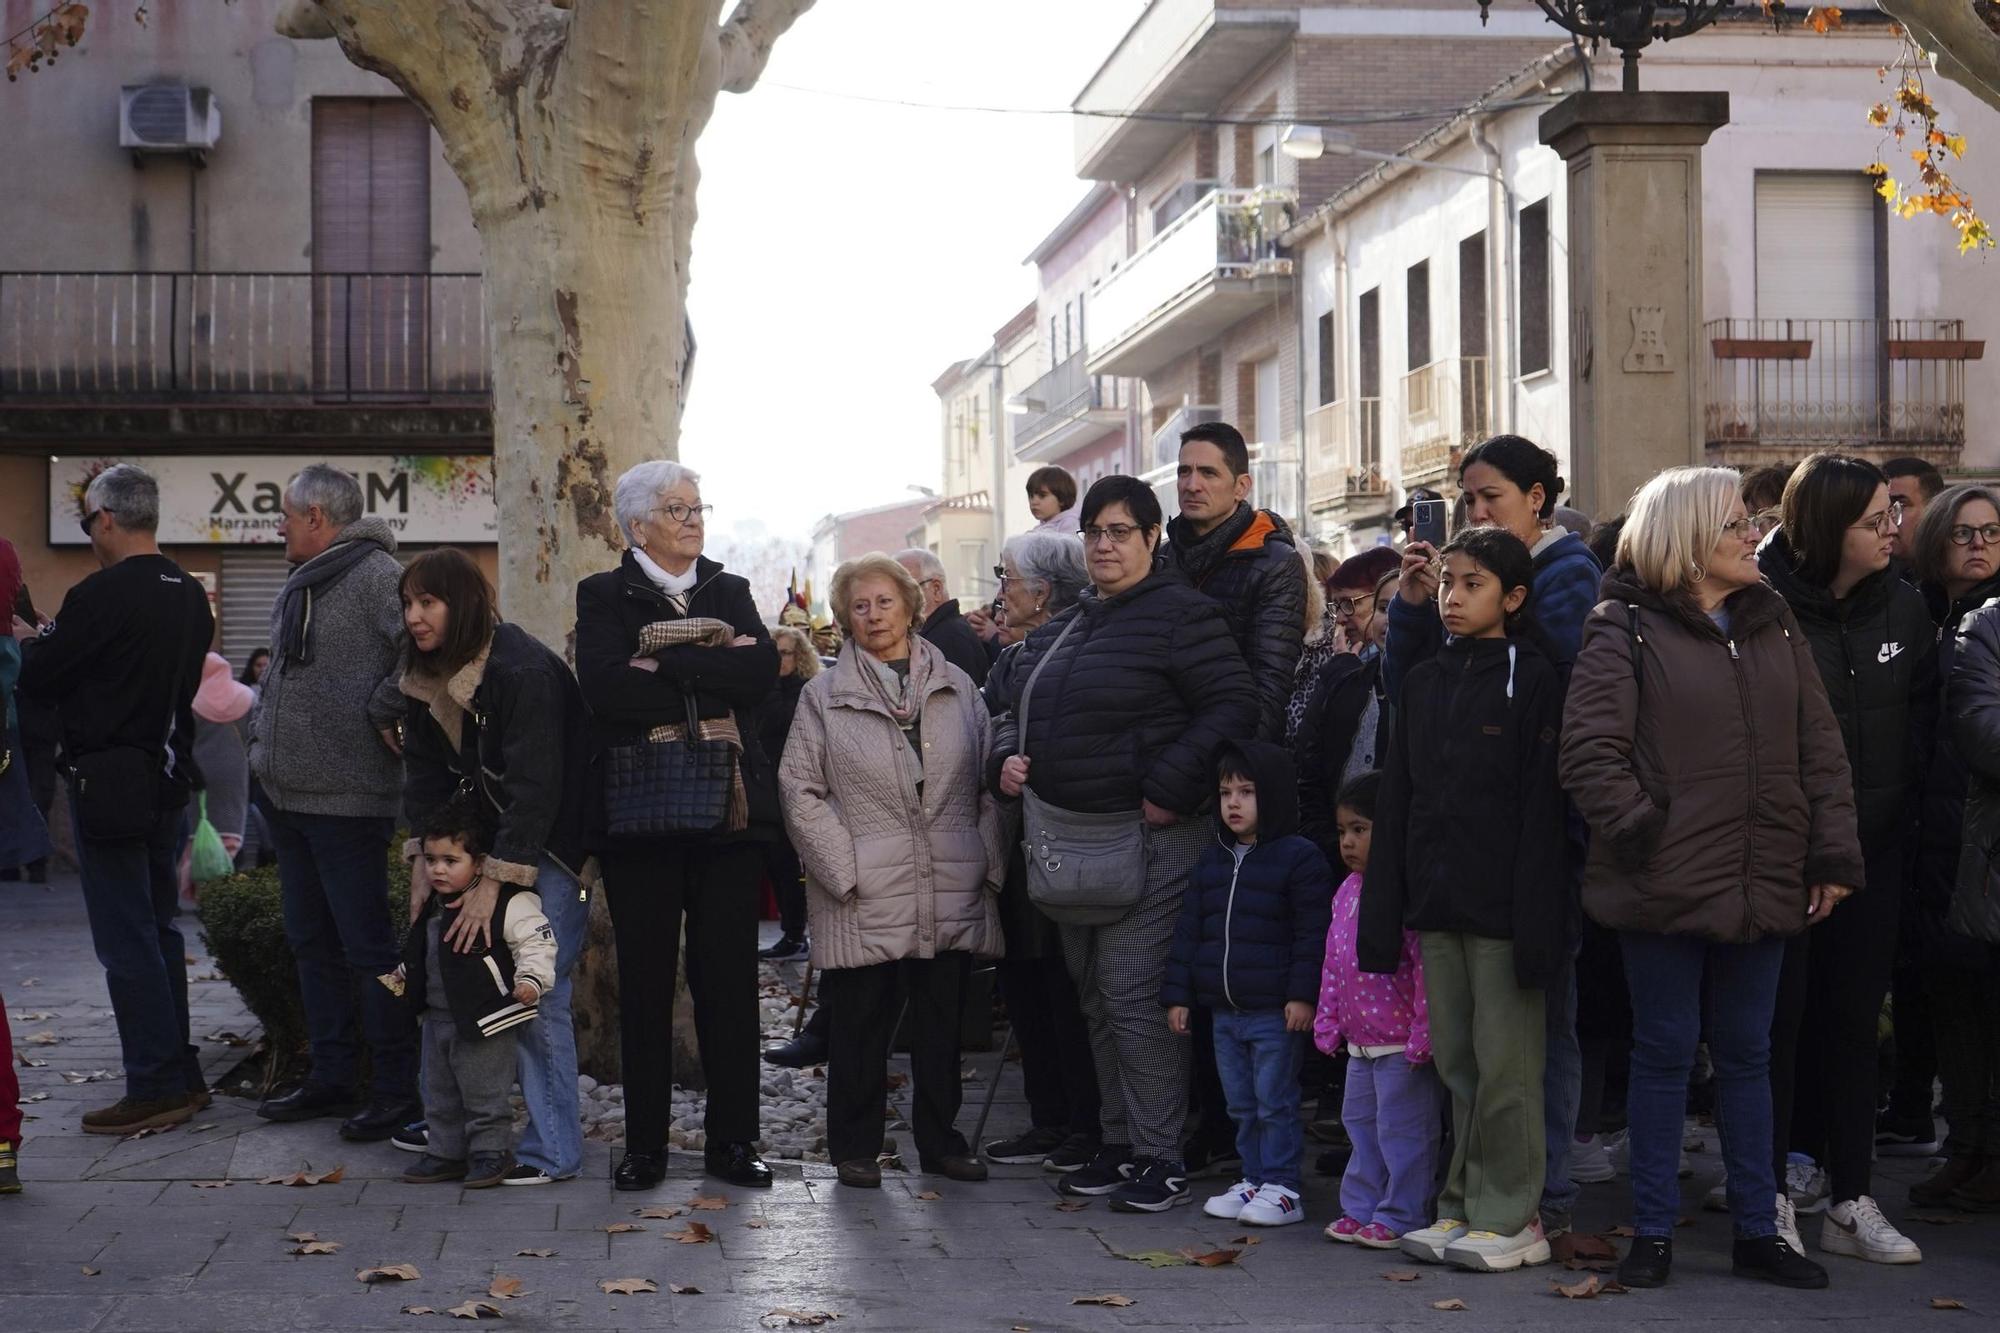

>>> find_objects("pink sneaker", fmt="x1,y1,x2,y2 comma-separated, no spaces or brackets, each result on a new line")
1325,1215,1366,1243
1354,1222,1401,1249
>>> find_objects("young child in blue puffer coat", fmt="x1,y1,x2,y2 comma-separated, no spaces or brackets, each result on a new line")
1163,740,1333,1227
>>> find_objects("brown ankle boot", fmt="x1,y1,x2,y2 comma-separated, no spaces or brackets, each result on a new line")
1910,1154,1983,1208
1948,1158,2000,1212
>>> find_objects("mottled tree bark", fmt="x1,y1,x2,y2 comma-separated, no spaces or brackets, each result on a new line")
1880,1,2000,115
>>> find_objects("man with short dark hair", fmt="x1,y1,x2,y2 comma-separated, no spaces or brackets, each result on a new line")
14,464,214,1136
1164,421,1305,744
1883,456,1945,563
896,548,990,686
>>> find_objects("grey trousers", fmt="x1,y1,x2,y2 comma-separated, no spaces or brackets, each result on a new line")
421,1014,517,1161
1059,819,1206,1159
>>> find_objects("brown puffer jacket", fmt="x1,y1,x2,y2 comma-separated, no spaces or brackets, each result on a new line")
1559,570,1864,942
779,636,1005,970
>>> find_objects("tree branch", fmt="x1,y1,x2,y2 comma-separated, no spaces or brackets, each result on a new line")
1881,0,2000,116
717,0,816,94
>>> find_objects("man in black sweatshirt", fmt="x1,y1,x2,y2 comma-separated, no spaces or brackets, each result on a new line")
14,463,214,1136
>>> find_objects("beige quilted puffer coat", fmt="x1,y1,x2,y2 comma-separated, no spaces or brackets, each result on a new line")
779,637,1005,970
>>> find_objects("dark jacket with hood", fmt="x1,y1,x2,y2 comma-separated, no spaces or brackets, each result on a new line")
1293,651,1389,863
400,621,592,886
1358,634,1567,988
1165,503,1306,744
1915,577,2000,962
574,550,781,844
396,883,555,1041
1162,741,1334,1012
990,564,1256,818
921,600,991,687
1385,528,1601,702
1560,569,1865,942
1758,530,1937,856
1946,600,2000,943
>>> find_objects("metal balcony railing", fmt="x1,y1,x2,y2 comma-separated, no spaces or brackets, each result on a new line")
1703,318,1976,460
1400,356,1490,486
1151,400,1221,471
1011,350,1129,455
0,271,491,401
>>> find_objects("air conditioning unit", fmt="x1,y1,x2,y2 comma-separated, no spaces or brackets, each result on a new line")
119,85,221,154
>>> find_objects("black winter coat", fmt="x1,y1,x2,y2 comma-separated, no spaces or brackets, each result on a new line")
1947,601,2000,943
574,552,781,844
1293,651,1389,864
760,674,806,766
1359,635,1568,988
922,601,991,687
1165,504,1306,744
1760,533,1938,856
991,566,1256,818
1915,577,2000,964
401,622,592,882
1162,741,1334,1011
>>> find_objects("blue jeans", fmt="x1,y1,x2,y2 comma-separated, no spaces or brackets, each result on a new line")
1540,953,1583,1227
269,809,415,1099
514,858,586,1177
71,806,203,1101
1211,1008,1305,1191
1621,931,1784,1239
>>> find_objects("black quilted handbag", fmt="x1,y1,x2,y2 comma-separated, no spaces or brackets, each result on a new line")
602,696,735,837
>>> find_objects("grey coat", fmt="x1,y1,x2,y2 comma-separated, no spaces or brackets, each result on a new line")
1949,599,2000,943
248,517,408,817
194,717,249,840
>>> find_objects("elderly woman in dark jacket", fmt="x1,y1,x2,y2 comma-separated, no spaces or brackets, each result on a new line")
978,530,1100,1172
1562,466,1859,1290
1914,487,2000,1211
993,475,1257,1214
1759,453,1936,1265
575,461,781,1193
398,548,592,1186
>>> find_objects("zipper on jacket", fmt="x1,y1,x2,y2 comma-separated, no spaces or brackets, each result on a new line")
1728,637,1760,937
1221,851,1245,1010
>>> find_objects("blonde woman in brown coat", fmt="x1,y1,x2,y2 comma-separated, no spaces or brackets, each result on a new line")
779,553,1005,1190
1560,466,1861,1292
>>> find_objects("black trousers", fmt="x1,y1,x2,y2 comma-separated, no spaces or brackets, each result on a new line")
600,840,763,1153
997,953,1100,1137
823,953,969,1167
1887,936,1938,1121
764,837,807,941
1929,949,2000,1157
1771,849,1902,1203
1189,1005,1237,1149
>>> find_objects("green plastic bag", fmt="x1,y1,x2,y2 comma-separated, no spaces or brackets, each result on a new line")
190,793,234,882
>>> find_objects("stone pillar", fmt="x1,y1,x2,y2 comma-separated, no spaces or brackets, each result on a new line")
1540,92,1728,519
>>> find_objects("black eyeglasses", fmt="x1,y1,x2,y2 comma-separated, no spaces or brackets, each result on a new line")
647,502,713,525
1951,523,2000,546
1080,523,1143,547
1329,592,1376,618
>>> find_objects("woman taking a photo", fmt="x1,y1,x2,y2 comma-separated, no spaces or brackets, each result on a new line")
398,547,592,1186
576,461,781,1192
1759,453,1935,1265
1563,466,1859,1290
993,474,1256,1214
779,553,1003,1188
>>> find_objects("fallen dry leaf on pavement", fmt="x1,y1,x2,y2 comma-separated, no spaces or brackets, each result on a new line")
1551,1275,1600,1299
80,1266,99,1277
288,1232,319,1243
669,1283,702,1294
123,1124,177,1141
1053,1200,1090,1213
446,1300,503,1320
190,1180,230,1189
914,1191,942,1201
760,1311,841,1328
1432,1298,1469,1311
62,1070,114,1083
1381,1270,1421,1282
24,1031,57,1045
358,1263,422,1283
1601,1282,1630,1295
1228,1235,1262,1246
1552,1232,1617,1263
12,1011,52,1021
690,1194,729,1210
599,1277,658,1295
1177,1246,1241,1267
600,1222,645,1234
633,1206,685,1220
262,1165,345,1187
745,1218,768,1229
487,1275,523,1300
1932,1298,1969,1310
1117,1250,1193,1269
292,1241,343,1255
1070,1295,1134,1309
671,1222,714,1244
20,1092,48,1103
400,1308,437,1317
15,1054,47,1068
513,1249,556,1259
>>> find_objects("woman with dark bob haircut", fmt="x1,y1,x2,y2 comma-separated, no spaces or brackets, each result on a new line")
1757,452,1936,1265
395,547,594,1186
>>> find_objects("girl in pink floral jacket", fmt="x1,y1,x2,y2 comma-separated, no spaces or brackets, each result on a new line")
1314,772,1442,1246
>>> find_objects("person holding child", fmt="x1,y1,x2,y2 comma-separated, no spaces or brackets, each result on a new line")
1162,742,1332,1227
390,797,558,1189
1316,770,1441,1248
1359,526,1568,1273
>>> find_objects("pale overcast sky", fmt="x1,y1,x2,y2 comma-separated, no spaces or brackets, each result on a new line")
679,0,1147,545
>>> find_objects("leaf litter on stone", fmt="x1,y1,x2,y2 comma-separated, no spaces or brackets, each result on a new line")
358,1263,422,1283
1228,1234,1262,1246
487,1275,523,1300
745,1217,768,1229
669,1283,702,1295
262,1165,345,1186
1551,1275,1600,1299
1178,1246,1241,1267
599,1277,657,1295
1070,1295,1134,1309
514,1249,556,1259
671,1221,714,1245
689,1194,729,1210
914,1190,942,1201
190,1179,230,1188
446,1300,503,1320
761,1310,841,1328
1117,1250,1192,1269
288,1232,319,1243
292,1241,343,1255
401,1308,438,1317
632,1206,684,1220
1053,1199,1090,1213
1381,1270,1421,1282
1932,1297,1969,1310
1432,1298,1469,1311
80,1266,100,1277
600,1222,645,1234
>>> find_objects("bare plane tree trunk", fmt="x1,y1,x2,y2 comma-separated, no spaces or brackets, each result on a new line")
279,0,817,1081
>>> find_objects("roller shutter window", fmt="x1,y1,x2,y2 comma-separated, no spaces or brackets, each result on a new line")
312,98,432,398
1754,172,1880,435
219,547,293,671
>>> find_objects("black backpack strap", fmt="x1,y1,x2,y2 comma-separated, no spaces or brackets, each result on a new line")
1625,603,1643,696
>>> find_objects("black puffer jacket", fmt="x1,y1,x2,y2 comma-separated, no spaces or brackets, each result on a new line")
1293,651,1390,864
575,551,781,843
1915,577,2000,964
1162,741,1334,1011
1759,532,1938,855
1165,503,1306,744
1947,601,2000,943
991,566,1256,818
922,601,991,687
1358,635,1568,988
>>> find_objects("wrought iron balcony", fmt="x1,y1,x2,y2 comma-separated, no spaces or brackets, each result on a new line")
1305,398,1392,515
1011,351,1130,461
1400,356,1490,487
0,271,491,401
1149,400,1222,472
1703,318,1977,466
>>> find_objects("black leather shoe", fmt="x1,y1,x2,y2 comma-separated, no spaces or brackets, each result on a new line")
1619,1236,1673,1288
614,1150,667,1192
340,1098,422,1142
924,1154,989,1183
762,1031,829,1068
257,1083,355,1123
705,1141,774,1188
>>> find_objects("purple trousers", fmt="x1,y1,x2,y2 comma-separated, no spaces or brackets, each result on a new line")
1340,1049,1444,1234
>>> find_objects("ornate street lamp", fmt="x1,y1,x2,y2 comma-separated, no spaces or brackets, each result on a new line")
1477,0,1738,93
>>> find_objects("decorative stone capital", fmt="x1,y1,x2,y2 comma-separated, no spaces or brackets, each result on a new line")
1539,91,1730,159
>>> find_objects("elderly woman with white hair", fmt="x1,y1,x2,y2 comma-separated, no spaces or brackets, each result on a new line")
779,552,1004,1189
575,460,781,1194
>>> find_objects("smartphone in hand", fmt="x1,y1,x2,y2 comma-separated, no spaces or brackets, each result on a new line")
1410,497,1448,550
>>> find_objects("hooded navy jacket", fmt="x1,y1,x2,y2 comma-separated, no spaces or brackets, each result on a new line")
1162,741,1334,1012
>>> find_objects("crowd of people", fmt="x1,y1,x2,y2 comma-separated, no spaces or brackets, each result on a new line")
0,433,1992,1299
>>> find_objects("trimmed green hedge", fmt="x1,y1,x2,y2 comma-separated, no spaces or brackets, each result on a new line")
196,847,413,1072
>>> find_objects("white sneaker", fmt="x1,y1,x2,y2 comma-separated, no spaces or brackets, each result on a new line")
1786,1159,1831,1214
1201,1178,1259,1221
1441,1217,1552,1272
1775,1192,1805,1256
1820,1195,1922,1264
1400,1217,1469,1264
1607,1128,1693,1179
1570,1134,1616,1184
1704,1172,1731,1212
1237,1182,1305,1227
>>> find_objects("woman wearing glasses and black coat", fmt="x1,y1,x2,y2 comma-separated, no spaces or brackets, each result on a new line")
1758,452,1937,1263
